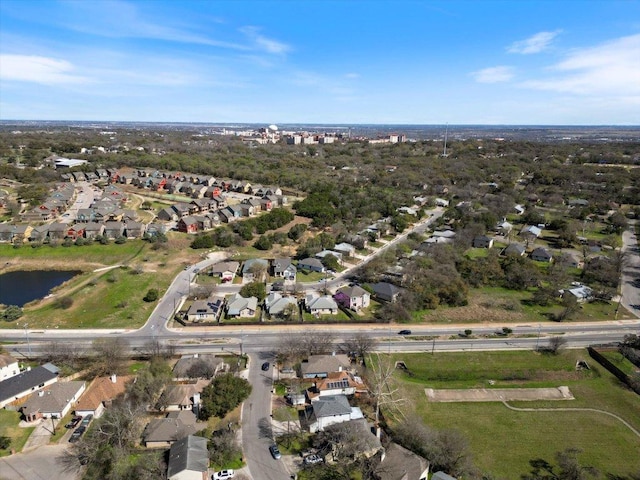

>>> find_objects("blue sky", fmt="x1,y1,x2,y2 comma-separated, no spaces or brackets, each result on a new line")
1,0,639,125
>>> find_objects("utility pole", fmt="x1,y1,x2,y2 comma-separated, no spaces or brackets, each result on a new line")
535,324,541,351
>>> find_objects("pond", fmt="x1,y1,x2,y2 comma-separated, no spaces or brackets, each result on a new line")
0,270,81,307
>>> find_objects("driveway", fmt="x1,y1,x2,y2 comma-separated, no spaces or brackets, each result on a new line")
0,444,80,480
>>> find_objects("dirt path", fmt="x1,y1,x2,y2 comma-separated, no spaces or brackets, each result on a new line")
502,401,640,439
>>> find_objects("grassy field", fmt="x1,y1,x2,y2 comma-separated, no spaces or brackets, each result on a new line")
380,350,640,478
0,236,201,329
0,409,34,456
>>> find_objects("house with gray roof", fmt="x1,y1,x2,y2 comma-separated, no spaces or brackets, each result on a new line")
530,247,553,262
157,380,208,412
0,363,60,408
225,294,258,318
373,442,430,480
272,258,297,282
298,257,325,273
143,410,205,448
167,435,209,480
371,282,402,303
503,243,526,257
241,258,269,283
209,261,240,282
431,472,457,480
301,354,352,379
264,292,298,318
308,394,364,432
305,295,339,315
186,297,224,323
172,354,224,381
21,380,86,421
334,285,371,311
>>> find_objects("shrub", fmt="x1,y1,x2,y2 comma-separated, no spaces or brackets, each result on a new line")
55,296,74,309
143,289,159,302
2,305,23,322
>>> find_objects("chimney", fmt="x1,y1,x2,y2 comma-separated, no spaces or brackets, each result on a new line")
38,391,44,396
110,374,117,383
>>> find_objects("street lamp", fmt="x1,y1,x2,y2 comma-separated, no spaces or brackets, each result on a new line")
24,323,31,357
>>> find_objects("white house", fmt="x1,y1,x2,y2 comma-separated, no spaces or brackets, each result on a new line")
0,353,20,382
308,394,364,433
21,381,86,421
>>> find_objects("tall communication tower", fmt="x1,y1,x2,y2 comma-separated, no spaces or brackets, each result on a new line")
442,123,449,157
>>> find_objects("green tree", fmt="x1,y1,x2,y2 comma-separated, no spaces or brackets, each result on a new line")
143,288,159,302
199,373,252,420
2,305,23,322
239,281,267,301
254,234,273,250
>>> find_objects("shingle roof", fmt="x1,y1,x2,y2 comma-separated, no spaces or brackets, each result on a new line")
144,410,204,444
74,375,132,412
167,435,209,478
21,381,85,416
312,395,352,417
375,442,430,480
0,365,59,404
0,354,17,369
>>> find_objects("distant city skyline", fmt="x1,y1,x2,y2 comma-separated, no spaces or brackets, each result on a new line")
1,0,639,125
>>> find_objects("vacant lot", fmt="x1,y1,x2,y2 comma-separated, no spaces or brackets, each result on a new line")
381,350,640,478
0,235,200,329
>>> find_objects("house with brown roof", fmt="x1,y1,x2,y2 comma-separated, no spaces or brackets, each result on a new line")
143,410,205,448
74,374,132,418
307,371,366,400
301,354,353,379
157,380,209,412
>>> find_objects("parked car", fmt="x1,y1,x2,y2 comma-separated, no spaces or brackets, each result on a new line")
65,415,82,429
398,329,412,335
269,444,281,459
80,414,93,427
69,425,86,443
303,454,323,465
212,470,235,479
261,362,270,371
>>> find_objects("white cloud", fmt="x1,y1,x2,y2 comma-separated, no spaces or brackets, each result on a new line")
508,30,562,54
522,34,640,96
345,73,360,79
240,26,290,54
0,54,90,85
471,66,514,83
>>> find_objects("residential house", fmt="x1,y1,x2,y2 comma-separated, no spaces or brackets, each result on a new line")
316,250,342,262
239,203,255,217
264,292,298,318
307,394,364,433
143,410,205,448
157,380,208,412
242,258,269,283
530,247,553,262
208,261,239,283
177,217,199,234
334,243,357,257
0,363,60,408
158,207,178,222
21,381,86,421
186,297,225,323
260,197,273,211
66,224,85,240
520,225,542,240
0,224,33,244
496,220,513,236
565,285,593,303
103,221,125,239
74,374,132,418
225,294,258,318
435,198,450,207
124,221,146,238
373,442,430,480
301,354,352,379
305,295,339,316
298,257,325,273
307,371,366,400
29,225,50,242
0,353,20,382
472,235,494,248
272,258,297,282
371,282,401,303
334,285,371,312
84,222,105,239
172,354,225,381
172,203,192,218
503,243,526,257
167,435,209,480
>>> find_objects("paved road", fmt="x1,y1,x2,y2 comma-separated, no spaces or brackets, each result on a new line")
242,353,291,480
0,444,79,480
620,219,640,317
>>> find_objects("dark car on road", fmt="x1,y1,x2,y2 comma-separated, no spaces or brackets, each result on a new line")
261,362,270,371
269,444,281,459
398,329,412,335
80,414,93,427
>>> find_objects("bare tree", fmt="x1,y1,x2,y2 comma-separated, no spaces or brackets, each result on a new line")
43,341,84,368
301,331,336,356
92,337,129,376
366,353,405,426
314,421,376,463
546,336,568,355
139,338,175,360
341,333,378,366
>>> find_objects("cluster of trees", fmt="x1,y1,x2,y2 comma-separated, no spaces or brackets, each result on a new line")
198,372,252,420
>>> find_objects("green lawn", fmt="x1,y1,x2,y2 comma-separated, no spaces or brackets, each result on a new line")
599,350,639,376
377,350,640,478
0,241,147,265
0,409,34,456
